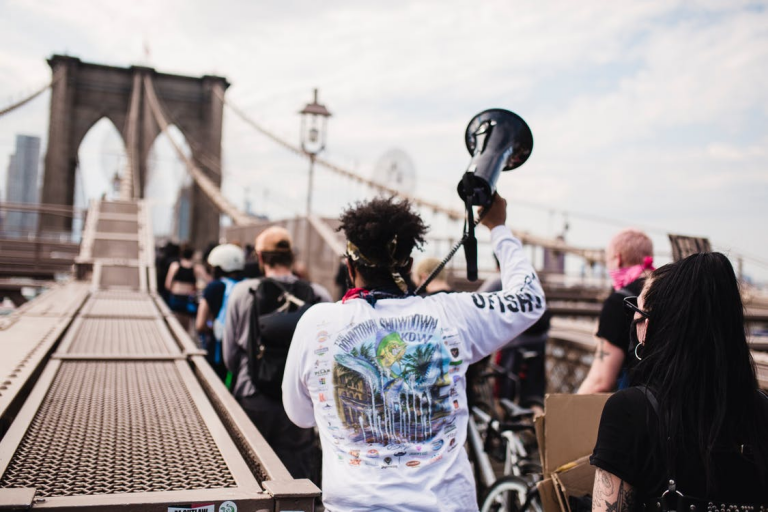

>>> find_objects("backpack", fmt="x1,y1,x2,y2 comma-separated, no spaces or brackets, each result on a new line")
246,278,319,400
212,277,240,343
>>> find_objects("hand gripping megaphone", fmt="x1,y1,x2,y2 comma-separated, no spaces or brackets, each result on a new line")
458,109,534,282
414,109,533,294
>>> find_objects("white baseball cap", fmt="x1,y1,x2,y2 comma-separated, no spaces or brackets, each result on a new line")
207,244,245,272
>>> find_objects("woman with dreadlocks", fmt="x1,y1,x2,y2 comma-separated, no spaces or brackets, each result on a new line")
282,194,546,512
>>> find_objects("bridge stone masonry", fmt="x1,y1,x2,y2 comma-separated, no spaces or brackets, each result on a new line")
0,200,319,511
41,55,228,246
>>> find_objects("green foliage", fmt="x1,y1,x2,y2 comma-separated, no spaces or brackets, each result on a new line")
402,344,436,384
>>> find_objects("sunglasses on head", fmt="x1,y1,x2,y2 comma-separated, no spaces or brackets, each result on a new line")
624,296,649,319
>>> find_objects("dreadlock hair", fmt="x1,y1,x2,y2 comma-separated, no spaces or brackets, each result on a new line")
338,197,428,290
632,252,768,492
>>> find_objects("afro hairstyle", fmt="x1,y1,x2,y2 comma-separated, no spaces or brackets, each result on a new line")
338,196,428,289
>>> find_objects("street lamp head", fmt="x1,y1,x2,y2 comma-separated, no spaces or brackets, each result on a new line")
299,88,331,155
308,127,319,144
299,88,332,117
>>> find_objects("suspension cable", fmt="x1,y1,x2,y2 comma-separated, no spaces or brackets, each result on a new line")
215,88,463,221
120,73,141,200
143,75,254,226
154,98,224,178
0,68,63,118
216,89,605,262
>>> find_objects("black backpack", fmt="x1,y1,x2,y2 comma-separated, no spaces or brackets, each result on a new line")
247,278,319,400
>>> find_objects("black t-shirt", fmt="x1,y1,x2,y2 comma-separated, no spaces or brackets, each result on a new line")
173,265,196,285
202,280,227,319
591,387,768,503
596,278,644,351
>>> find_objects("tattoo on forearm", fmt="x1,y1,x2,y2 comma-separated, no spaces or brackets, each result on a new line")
594,469,609,502
604,481,635,512
597,339,608,361
594,469,635,512
594,468,613,504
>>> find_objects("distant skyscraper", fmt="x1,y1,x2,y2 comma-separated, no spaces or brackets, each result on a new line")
173,185,192,242
4,135,41,235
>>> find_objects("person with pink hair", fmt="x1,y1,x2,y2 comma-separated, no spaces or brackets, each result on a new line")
578,228,654,394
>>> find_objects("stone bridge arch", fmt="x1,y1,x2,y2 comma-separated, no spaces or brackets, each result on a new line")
42,55,229,246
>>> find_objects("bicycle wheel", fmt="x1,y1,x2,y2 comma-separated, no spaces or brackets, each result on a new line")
479,475,530,512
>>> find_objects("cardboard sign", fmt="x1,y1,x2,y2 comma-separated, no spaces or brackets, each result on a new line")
536,393,610,512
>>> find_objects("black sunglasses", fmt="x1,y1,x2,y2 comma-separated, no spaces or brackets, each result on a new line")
624,296,649,319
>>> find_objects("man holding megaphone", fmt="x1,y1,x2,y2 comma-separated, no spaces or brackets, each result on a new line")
282,192,546,511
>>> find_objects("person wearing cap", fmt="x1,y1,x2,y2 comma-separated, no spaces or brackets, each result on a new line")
195,243,245,383
223,226,332,480
282,195,545,512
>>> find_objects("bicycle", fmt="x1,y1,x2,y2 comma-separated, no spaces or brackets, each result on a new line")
474,401,542,512
466,354,544,512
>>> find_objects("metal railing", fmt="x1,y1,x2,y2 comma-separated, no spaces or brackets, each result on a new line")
0,200,320,511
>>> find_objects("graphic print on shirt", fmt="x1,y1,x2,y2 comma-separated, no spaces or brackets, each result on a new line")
328,313,456,464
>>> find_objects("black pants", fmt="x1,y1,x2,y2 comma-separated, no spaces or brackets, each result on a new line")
238,392,318,481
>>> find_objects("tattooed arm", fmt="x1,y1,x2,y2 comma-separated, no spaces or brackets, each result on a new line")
592,468,637,512
577,337,625,394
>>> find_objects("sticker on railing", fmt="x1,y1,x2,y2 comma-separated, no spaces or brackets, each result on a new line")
168,505,215,512
219,502,237,512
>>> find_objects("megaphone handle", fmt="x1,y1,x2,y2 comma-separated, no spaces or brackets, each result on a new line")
464,228,478,281
412,201,488,295
463,172,479,282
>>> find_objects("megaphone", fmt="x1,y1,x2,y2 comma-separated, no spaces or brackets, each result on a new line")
414,108,533,294
457,109,533,282
457,109,534,208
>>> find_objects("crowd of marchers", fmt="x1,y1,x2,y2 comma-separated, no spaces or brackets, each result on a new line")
157,194,768,512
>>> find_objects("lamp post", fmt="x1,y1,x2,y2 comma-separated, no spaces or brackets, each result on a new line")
299,88,332,217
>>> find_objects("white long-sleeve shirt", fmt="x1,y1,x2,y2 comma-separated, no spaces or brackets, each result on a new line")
283,225,546,512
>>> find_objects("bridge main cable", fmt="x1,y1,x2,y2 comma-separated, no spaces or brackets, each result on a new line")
143,75,255,226
118,73,142,201
0,67,64,118
216,90,605,263
214,89,466,222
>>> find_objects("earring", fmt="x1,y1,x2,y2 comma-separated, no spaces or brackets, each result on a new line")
635,343,644,361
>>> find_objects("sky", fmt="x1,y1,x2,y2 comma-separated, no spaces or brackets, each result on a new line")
0,0,767,283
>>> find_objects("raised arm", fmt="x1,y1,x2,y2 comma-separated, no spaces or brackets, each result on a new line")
441,194,546,362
